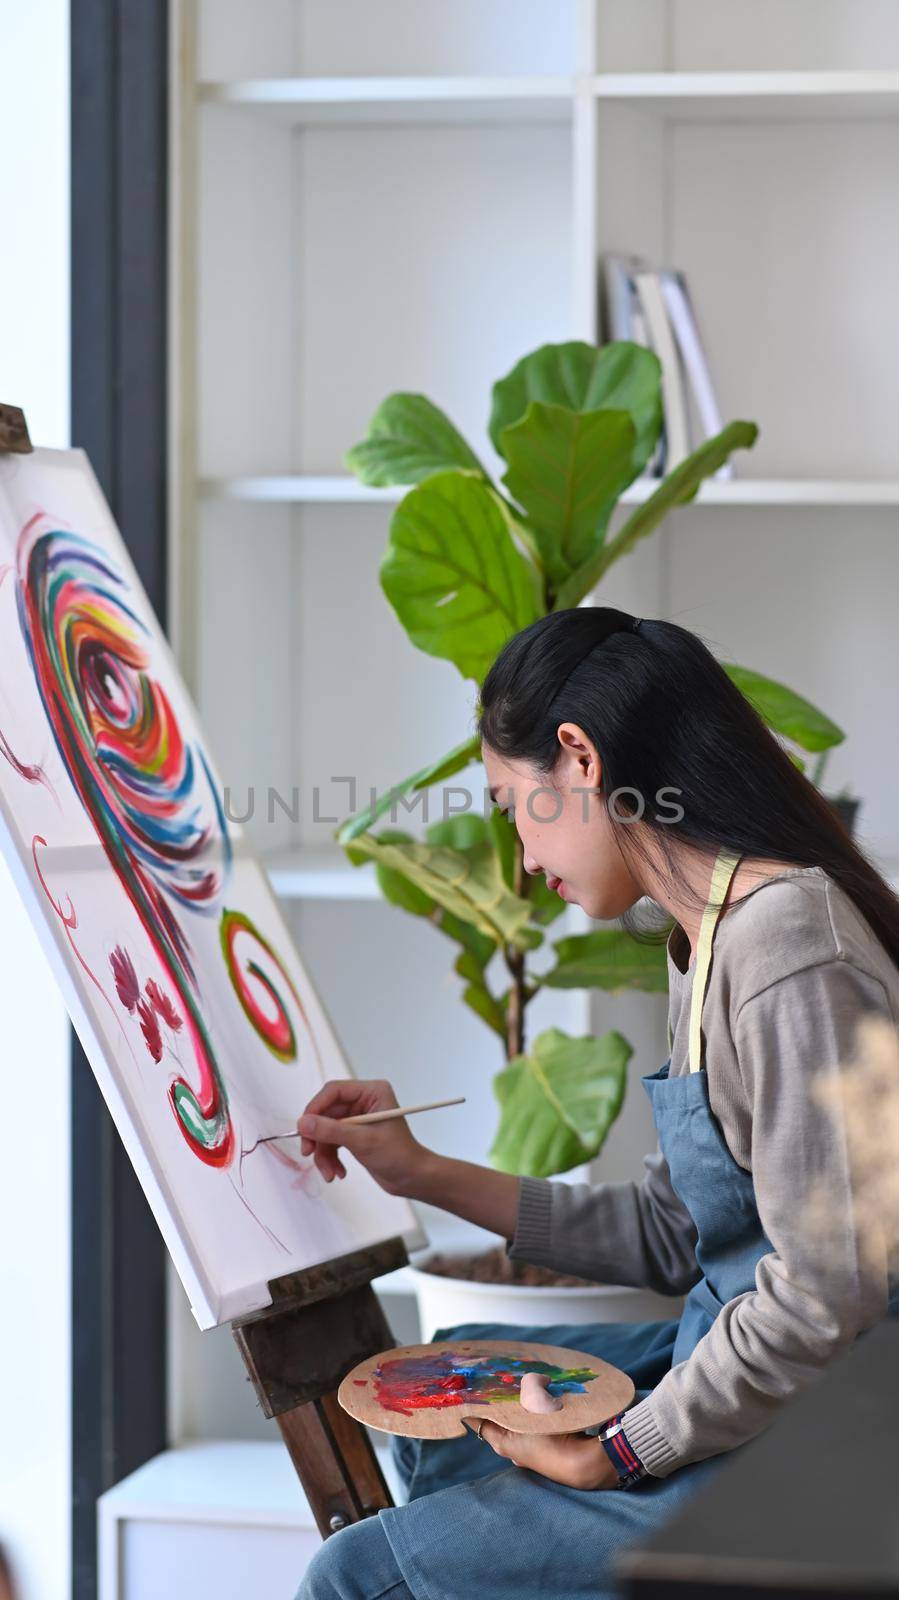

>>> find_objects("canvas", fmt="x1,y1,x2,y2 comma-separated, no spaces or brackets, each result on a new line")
0,445,426,1327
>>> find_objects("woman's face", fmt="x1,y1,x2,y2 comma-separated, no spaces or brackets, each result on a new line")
481,727,643,921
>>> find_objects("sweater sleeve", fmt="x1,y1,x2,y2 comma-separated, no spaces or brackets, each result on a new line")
620,959,895,1478
505,1145,701,1296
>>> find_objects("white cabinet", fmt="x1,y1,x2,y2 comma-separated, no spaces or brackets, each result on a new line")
98,1440,407,1600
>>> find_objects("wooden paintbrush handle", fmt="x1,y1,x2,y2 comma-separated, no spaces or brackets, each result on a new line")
341,1095,466,1126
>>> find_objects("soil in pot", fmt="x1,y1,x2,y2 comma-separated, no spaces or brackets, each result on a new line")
419,1244,597,1290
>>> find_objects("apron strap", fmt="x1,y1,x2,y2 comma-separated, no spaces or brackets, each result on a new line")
687,847,743,1074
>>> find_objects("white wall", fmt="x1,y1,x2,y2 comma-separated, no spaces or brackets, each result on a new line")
0,2,72,1598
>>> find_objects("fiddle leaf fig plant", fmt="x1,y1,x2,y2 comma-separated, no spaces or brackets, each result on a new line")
336,340,845,1180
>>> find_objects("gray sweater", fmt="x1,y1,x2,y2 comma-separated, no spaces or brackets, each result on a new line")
506,866,899,1476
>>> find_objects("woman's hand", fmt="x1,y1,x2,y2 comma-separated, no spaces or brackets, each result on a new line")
296,1077,427,1197
469,1419,620,1490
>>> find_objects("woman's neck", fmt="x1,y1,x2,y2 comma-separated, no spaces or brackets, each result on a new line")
646,848,808,968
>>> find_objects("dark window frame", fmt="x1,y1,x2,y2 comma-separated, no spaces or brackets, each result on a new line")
71,3,170,1595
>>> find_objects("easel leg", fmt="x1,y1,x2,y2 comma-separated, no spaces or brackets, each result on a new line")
277,1392,392,1536
232,1241,410,1540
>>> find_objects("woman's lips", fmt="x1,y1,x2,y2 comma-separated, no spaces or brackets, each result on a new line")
546,874,564,894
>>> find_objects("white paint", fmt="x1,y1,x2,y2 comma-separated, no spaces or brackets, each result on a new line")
0,5,71,1598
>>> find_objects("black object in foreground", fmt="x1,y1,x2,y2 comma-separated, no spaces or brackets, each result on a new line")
617,1317,899,1598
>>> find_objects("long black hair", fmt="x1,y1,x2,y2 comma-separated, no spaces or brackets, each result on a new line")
476,607,899,966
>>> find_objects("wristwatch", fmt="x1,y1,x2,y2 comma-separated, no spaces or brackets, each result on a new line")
591,1414,648,1489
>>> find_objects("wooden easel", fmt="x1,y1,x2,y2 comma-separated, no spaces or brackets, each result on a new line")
0,403,31,455
0,401,407,1538
233,1235,408,1535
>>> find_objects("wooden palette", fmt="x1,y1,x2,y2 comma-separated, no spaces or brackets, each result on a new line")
338,1338,635,1439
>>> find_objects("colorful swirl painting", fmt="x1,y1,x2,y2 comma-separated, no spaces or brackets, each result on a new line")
220,907,314,1062
372,1350,600,1417
0,448,425,1328
13,514,237,1164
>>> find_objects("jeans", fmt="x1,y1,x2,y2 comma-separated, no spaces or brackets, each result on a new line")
295,1511,414,1600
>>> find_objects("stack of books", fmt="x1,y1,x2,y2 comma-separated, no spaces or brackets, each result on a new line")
599,253,732,481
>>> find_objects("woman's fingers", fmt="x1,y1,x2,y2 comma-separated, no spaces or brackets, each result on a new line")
298,1085,363,1158
298,1079,399,1157
476,1419,517,1459
299,1110,361,1183
297,1110,358,1147
470,1419,603,1488
302,1079,365,1119
294,1081,414,1196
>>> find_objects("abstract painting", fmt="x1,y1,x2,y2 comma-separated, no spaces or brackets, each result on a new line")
0,446,425,1326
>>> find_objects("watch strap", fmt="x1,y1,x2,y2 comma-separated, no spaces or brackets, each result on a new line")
594,1412,648,1488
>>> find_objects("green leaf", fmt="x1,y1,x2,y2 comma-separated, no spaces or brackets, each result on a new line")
374,864,437,919
487,808,567,926
345,393,486,486
380,471,542,683
488,806,518,891
724,665,845,754
489,340,662,474
528,875,569,928
349,821,499,969
426,813,490,851
334,733,481,845
456,949,506,1038
361,822,504,1027
489,1027,631,1177
554,420,759,609
344,830,542,951
499,404,638,586
424,815,507,962
540,928,669,992
441,911,497,969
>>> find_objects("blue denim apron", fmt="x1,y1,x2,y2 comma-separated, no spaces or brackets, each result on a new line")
298,850,851,1599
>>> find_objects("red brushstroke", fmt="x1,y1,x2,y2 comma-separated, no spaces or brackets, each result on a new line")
145,976,182,1031
110,944,140,1011
136,995,164,1063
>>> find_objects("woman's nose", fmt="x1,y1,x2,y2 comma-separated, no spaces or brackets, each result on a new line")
522,850,542,876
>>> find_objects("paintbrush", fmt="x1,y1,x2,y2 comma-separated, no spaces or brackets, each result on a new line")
254,1095,466,1147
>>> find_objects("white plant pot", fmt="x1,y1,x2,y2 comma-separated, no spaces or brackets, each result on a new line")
408,1258,682,1342
405,1162,682,1339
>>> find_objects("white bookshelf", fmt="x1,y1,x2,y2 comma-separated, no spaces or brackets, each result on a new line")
166,0,899,1447
592,68,899,118
197,74,576,123
196,68,899,124
201,473,899,507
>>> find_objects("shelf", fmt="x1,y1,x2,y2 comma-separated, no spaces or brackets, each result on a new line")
261,846,383,901
201,474,899,508
261,843,899,905
197,75,575,125
201,475,404,504
592,70,899,120
196,70,899,127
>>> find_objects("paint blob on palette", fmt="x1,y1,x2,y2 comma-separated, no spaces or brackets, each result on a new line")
373,1350,598,1415
338,1339,635,1439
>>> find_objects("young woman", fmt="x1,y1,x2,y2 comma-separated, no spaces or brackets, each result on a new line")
295,607,899,1600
